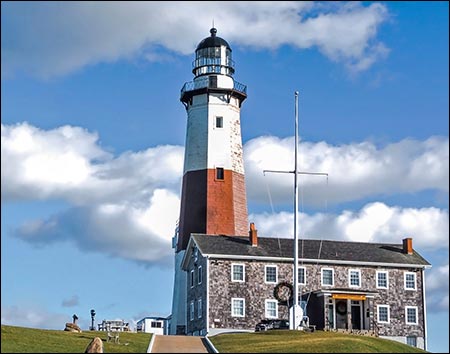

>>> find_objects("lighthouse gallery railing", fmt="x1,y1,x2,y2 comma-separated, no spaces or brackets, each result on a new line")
180,77,247,98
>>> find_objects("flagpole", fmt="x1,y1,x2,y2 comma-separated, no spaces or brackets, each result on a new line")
263,91,328,330
293,91,299,329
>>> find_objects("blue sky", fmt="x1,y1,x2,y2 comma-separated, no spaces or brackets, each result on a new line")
1,2,448,352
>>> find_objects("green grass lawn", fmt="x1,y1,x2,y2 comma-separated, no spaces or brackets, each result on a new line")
1,325,151,353
209,330,428,353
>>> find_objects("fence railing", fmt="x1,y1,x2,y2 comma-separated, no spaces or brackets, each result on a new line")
180,77,247,98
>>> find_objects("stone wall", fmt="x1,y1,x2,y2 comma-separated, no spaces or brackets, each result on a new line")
185,256,426,339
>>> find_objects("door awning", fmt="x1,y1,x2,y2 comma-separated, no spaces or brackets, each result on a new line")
332,294,366,301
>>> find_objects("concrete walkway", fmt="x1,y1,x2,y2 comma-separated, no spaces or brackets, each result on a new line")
149,335,210,353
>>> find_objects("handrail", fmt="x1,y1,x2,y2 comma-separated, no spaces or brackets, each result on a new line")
180,78,247,98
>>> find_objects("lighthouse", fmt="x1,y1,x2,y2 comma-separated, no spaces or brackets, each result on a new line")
170,28,249,335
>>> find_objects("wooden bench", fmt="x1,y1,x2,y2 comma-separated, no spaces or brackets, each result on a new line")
107,331,120,344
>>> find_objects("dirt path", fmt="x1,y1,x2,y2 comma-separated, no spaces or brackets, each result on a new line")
149,335,210,353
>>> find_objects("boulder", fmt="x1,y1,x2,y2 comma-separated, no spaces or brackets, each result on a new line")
64,322,82,332
85,337,103,353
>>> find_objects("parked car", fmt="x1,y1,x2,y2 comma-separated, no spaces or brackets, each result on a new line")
255,319,290,331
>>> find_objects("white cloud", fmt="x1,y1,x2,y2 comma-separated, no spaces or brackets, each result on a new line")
15,188,180,266
1,122,184,205
2,122,448,264
250,202,449,251
1,1,389,78
244,135,449,206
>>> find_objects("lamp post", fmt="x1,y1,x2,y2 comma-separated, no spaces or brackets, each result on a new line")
90,309,96,331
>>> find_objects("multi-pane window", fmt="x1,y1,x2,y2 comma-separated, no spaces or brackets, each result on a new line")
190,270,194,288
198,299,202,319
151,321,162,328
321,268,334,286
198,266,202,284
407,336,417,347
265,300,278,318
376,271,388,289
404,272,417,290
377,305,390,323
215,116,223,128
265,266,277,283
298,267,306,285
190,301,194,321
349,269,361,287
231,298,245,317
405,306,418,325
232,264,245,282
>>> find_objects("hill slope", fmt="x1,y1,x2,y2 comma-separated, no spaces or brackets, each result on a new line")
209,330,427,353
1,325,151,353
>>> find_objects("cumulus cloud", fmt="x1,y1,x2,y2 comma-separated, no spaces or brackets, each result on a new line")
1,122,183,205
62,295,80,308
15,188,180,266
2,122,183,265
250,202,449,251
426,264,449,312
2,122,448,264
1,1,389,78
245,135,449,206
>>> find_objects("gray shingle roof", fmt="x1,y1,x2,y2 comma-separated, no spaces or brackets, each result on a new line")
191,234,430,266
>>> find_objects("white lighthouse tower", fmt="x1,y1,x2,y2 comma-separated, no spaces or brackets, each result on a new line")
170,28,249,335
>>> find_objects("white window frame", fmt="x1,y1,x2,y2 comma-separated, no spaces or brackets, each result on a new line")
348,269,361,288
404,272,417,290
198,298,202,319
376,270,389,289
298,266,306,285
405,306,418,325
321,268,334,286
377,305,390,324
231,298,245,317
265,265,278,284
198,266,202,285
190,269,195,288
190,301,195,321
231,263,245,282
265,299,278,319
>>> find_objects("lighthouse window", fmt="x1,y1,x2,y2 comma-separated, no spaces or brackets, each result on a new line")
216,167,224,180
208,47,221,58
215,116,223,128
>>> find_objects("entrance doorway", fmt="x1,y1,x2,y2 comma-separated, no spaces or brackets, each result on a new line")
335,300,347,329
351,301,362,330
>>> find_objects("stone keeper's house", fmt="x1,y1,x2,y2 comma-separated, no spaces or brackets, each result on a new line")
181,228,430,350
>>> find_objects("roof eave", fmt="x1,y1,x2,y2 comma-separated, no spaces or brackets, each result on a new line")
202,253,431,269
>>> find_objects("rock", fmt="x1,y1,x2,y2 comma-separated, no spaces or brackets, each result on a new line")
64,322,82,332
85,337,103,353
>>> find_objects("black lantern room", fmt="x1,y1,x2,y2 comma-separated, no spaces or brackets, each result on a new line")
192,28,235,77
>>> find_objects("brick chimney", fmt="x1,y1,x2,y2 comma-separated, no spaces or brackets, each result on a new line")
249,222,258,247
402,237,413,254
